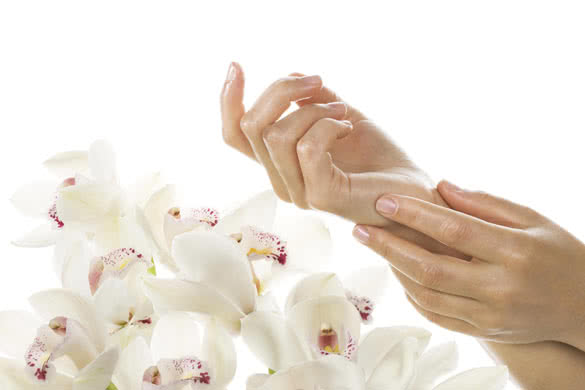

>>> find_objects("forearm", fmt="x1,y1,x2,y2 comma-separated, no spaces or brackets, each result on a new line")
480,340,585,390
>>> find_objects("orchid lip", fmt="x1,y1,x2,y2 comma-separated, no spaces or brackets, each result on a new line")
143,357,212,387
89,247,150,295
346,291,375,324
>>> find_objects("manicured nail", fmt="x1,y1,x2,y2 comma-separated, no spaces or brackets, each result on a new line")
327,102,347,116
300,75,322,86
226,62,237,82
441,180,463,193
352,225,370,243
376,197,398,216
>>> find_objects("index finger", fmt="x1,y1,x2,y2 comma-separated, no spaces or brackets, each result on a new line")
375,194,521,261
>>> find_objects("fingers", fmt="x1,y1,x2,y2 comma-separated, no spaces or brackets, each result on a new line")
297,118,353,212
240,75,324,202
263,102,348,208
437,180,546,228
374,194,523,261
391,267,484,325
405,295,483,337
220,62,255,159
290,72,367,123
352,225,485,298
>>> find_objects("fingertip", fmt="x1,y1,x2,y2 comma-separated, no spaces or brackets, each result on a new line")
352,225,370,244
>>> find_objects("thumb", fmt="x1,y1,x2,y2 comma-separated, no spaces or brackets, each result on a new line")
437,180,544,228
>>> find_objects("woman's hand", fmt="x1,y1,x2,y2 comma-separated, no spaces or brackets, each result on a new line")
220,62,440,227
353,180,585,351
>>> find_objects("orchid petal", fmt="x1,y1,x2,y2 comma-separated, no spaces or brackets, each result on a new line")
58,238,92,297
29,289,107,352
93,278,136,332
88,140,117,183
0,358,73,390
11,223,59,248
143,278,245,334
273,215,332,271
140,185,177,272
11,180,58,218
241,311,311,372
366,336,420,390
246,373,269,390
44,150,89,178
357,326,431,381
287,296,361,360
214,190,277,235
202,318,237,388
57,183,122,226
255,292,281,314
255,355,366,390
432,366,509,390
130,172,164,208
284,273,345,314
343,265,390,303
113,337,153,390
410,341,459,390
0,311,41,359
151,312,202,363
73,346,119,390
163,207,218,248
172,230,257,315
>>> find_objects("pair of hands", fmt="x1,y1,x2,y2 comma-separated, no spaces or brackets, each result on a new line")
220,62,585,353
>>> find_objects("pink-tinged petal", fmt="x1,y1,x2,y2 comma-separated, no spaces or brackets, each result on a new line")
284,273,345,314
29,289,107,353
150,313,202,364
43,150,89,178
0,311,41,359
214,190,277,235
239,225,288,266
433,366,509,390
287,296,361,361
89,247,150,295
73,347,119,390
113,337,153,390
25,317,98,383
410,341,459,390
202,318,237,388
357,326,431,382
11,224,60,248
140,185,178,272
0,357,73,390
241,311,311,372
11,180,59,218
164,207,219,247
253,355,366,390
172,231,257,315
366,336,420,390
88,140,117,183
143,278,245,335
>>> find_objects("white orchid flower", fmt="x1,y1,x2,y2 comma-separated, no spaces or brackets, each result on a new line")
0,289,121,389
139,190,331,283
242,304,508,390
111,312,236,390
285,269,391,324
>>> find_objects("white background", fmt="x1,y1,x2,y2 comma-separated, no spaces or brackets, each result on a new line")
1,1,584,389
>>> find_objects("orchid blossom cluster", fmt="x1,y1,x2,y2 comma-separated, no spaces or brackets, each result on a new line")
2,140,509,390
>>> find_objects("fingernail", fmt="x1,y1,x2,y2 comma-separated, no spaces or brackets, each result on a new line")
376,197,398,216
300,75,322,87
327,102,347,116
441,180,464,193
226,62,237,82
341,120,353,128
352,225,370,243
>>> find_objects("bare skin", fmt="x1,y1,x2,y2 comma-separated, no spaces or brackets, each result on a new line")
220,62,585,389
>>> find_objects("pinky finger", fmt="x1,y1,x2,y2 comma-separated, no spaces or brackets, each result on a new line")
405,294,483,338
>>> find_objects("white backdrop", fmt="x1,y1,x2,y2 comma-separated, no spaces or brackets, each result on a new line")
1,1,584,389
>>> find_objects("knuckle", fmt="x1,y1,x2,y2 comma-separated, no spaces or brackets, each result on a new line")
306,191,329,211
437,217,471,246
417,262,444,289
222,127,238,147
296,138,318,160
262,125,284,147
240,113,260,135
